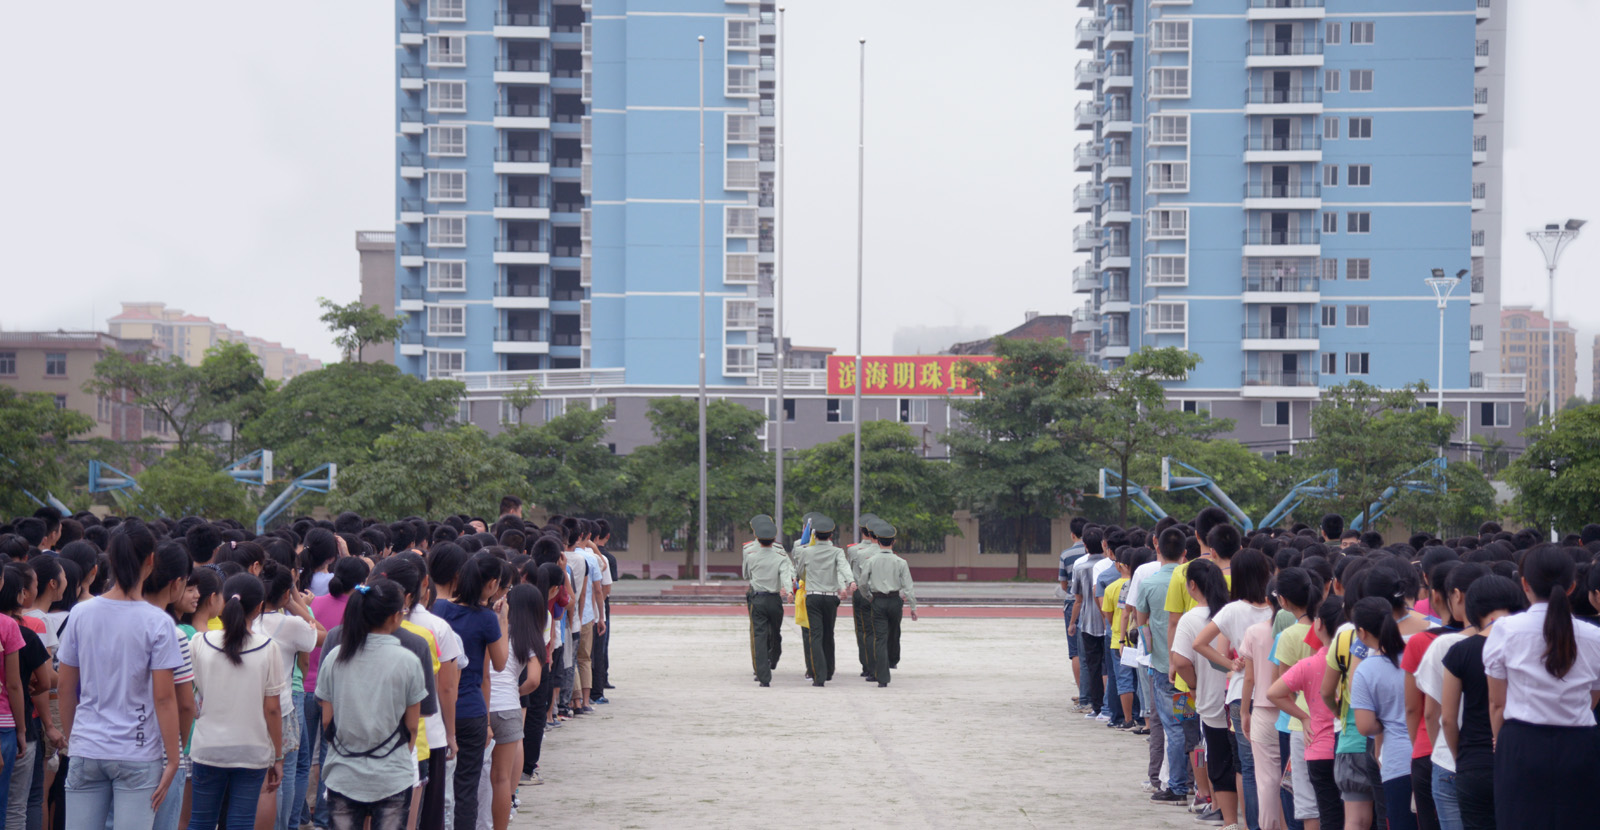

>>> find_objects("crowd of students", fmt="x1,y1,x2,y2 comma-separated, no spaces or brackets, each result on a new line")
0,497,618,830
1060,510,1600,830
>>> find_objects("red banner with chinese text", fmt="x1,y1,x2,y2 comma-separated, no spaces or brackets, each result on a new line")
825,355,999,396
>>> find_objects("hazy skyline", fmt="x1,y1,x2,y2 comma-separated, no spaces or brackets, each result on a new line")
3,1,1599,394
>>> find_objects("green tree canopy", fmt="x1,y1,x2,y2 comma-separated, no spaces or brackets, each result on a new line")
497,404,630,516
626,398,771,564
0,387,95,516
1505,403,1600,534
333,425,529,520
199,341,274,461
1385,460,1499,538
1128,437,1286,525
84,351,212,455
319,298,405,363
944,338,1098,577
242,362,463,477
131,451,252,524
785,419,958,550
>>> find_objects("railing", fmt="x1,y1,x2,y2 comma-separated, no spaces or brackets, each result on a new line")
1471,275,1485,293
1475,88,1489,105
552,245,583,257
1073,145,1102,167
496,57,549,72
1470,325,1484,342
1073,183,1102,203
1104,197,1131,213
1245,181,1322,198
1247,87,1322,104
1245,229,1320,245
1245,133,1320,152
1104,106,1132,122
400,198,422,212
1478,0,1490,9
1103,152,1131,168
495,11,549,26
400,19,423,33
1075,18,1102,42
1105,242,1131,258
400,330,423,345
552,201,584,213
400,243,423,257
1107,331,1130,347
1243,323,1319,339
400,286,424,300
1075,59,1103,83
496,102,549,117
452,368,626,392
401,108,423,123
400,64,423,78
552,157,582,168
1072,226,1101,246
1105,14,1133,32
1471,230,1486,247
357,231,395,244
1243,259,1318,280
1074,101,1102,122
1243,274,1320,292
1247,0,1325,8
551,333,582,346
1480,373,1524,393
551,288,585,301
495,193,549,208
759,145,776,162
1477,39,1490,57
1473,182,1487,199
1474,135,1488,153
494,238,549,252
1242,369,1319,387
1105,282,1130,302
400,152,423,167
1106,61,1133,77
495,281,549,298
495,147,549,162
1248,39,1324,56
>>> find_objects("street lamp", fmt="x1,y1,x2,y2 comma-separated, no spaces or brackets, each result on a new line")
773,7,787,544
1527,219,1586,420
1424,267,1466,456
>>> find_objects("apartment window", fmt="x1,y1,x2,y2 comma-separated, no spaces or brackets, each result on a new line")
1321,306,1338,326
1147,255,1188,285
726,66,757,97
1321,353,1338,374
44,353,66,376
427,80,466,112
426,170,466,202
725,207,757,237
1322,212,1338,234
1480,402,1509,428
1262,401,1291,427
1323,164,1339,187
536,398,563,421
1146,302,1187,333
764,398,796,423
427,215,466,246
725,159,758,190
1351,22,1375,44
427,34,466,67
1507,356,1528,372
1346,258,1370,281
725,299,757,330
1325,21,1341,45
427,0,465,21
426,260,466,291
727,18,758,48
1148,209,1188,239
1345,352,1370,375
1346,305,1370,327
725,346,756,376
1324,70,1341,93
427,125,466,156
898,398,928,424
1151,19,1191,50
1148,162,1189,192
1349,117,1372,139
1321,258,1338,281
725,113,758,143
1350,70,1373,92
725,253,757,284
826,399,854,423
1150,67,1190,98
1324,117,1340,140
426,305,466,336
426,350,464,379
499,400,523,426
1180,400,1212,416
1347,164,1371,187
0,352,13,375
1346,212,1371,234
1149,114,1189,144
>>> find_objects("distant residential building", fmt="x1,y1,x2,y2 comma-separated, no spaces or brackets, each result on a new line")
945,312,1086,355
356,231,398,365
0,331,149,443
108,302,322,381
785,344,833,370
1500,306,1574,413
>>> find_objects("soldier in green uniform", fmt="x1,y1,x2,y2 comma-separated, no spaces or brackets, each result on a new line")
742,515,794,687
847,514,881,678
742,523,781,677
792,513,855,687
857,517,918,687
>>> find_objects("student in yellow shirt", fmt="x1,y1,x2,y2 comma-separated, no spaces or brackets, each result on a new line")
1103,547,1155,731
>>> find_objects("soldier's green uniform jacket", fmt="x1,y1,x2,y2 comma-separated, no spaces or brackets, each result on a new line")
742,544,796,593
847,540,880,599
858,548,917,612
794,541,854,594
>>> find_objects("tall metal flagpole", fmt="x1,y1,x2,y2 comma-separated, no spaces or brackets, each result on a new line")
697,35,709,583
852,39,865,538
774,8,787,543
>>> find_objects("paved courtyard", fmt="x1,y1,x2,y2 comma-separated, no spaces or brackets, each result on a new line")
518,610,1202,829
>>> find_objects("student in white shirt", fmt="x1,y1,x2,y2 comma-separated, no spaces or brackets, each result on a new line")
1169,558,1233,828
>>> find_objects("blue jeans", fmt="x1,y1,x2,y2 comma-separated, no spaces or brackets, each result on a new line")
187,763,268,830
1111,652,1140,723
64,757,165,830
1104,648,1123,721
1230,701,1259,830
1432,764,1463,830
0,727,17,821
151,763,185,830
1150,668,1195,794
293,692,319,827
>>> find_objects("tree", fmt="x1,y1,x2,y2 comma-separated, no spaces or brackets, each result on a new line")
1128,437,1284,525
502,379,541,424
1385,460,1499,538
1565,395,1589,412
318,298,404,362
198,341,273,461
242,362,463,477
333,425,529,520
1470,434,1509,479
944,338,1099,578
132,451,252,524
0,387,95,516
84,351,211,454
626,398,771,567
1505,404,1600,534
1293,381,1456,527
785,420,959,550
1062,347,1232,526
497,404,630,516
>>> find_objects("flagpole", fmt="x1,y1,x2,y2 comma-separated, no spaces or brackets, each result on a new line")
852,38,865,538
696,35,709,584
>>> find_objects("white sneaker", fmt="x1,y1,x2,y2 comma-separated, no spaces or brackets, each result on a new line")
1141,780,1161,793
1084,711,1099,719
1095,713,1111,721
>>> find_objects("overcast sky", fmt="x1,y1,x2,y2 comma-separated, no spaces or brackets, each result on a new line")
3,1,1598,394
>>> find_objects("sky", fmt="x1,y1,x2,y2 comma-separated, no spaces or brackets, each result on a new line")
3,0,1598,394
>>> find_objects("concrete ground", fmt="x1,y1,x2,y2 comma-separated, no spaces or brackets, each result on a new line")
518,611,1201,829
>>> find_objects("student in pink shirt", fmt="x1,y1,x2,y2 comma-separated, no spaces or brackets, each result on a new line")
1269,596,1346,830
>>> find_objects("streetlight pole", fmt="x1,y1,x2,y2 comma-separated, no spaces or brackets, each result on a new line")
774,7,786,544
696,35,708,583
1424,268,1463,457
1527,219,1585,421
852,38,865,540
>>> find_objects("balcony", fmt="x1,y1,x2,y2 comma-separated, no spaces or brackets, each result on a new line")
1102,241,1131,268
1246,86,1323,115
1072,264,1101,293
1242,322,1319,351
400,18,424,47
1104,14,1134,44
493,192,551,220
1071,306,1100,333
1075,59,1102,90
1242,272,1320,302
1470,324,1485,353
1104,61,1134,89
1073,183,1102,213
399,285,425,313
1074,100,1101,131
1244,180,1322,209
493,237,550,265
494,11,551,38
1072,224,1100,253
400,108,424,134
400,153,424,178
400,64,424,91
1246,0,1326,21
1103,196,1132,221
1471,274,1485,305
1103,105,1133,133
1477,0,1490,20
1471,230,1486,257
1244,228,1320,256
400,198,423,224
492,326,551,355
1474,87,1489,116
494,101,551,129
495,56,551,84
1476,39,1490,70
493,281,551,310
1472,181,1487,211
1106,330,1130,348
1473,135,1488,164
1241,369,1320,397
1073,144,1102,172
400,243,424,268
1074,17,1102,49
398,330,424,357
1245,132,1321,163
1103,152,1132,179
1247,38,1324,68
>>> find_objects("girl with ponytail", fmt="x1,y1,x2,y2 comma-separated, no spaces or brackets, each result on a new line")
1350,596,1415,830
1481,544,1600,828
187,573,285,830
250,558,322,830
428,548,507,830
486,584,545,830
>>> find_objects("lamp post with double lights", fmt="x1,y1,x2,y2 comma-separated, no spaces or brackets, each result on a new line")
1526,219,1585,421
1423,268,1467,457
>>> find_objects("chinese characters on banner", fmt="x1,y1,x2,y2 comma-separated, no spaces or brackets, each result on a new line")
825,355,999,396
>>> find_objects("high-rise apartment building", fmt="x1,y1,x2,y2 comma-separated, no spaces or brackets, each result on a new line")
1072,0,1522,454
107,303,321,382
1500,306,1575,415
356,231,397,365
393,0,777,384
